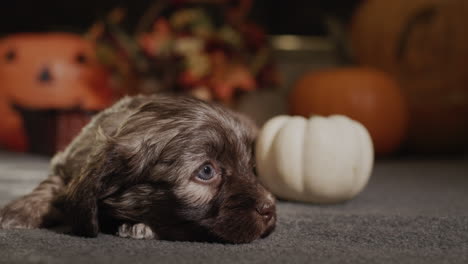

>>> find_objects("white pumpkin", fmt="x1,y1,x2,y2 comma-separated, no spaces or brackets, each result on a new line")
255,115,374,204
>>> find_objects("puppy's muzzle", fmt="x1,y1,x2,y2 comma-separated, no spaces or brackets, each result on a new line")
255,187,276,238
256,201,275,224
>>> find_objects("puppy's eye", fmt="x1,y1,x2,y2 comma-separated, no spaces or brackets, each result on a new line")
196,164,216,181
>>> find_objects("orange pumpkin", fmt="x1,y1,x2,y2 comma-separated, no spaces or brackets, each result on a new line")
0,33,115,152
289,67,408,156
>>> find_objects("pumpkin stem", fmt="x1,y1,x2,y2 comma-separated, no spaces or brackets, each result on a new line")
397,6,437,61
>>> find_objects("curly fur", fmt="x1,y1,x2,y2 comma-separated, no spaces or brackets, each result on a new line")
0,94,276,243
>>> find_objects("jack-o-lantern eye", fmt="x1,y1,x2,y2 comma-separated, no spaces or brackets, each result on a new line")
75,52,87,65
5,49,16,62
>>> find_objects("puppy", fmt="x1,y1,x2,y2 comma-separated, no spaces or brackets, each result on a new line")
0,95,276,243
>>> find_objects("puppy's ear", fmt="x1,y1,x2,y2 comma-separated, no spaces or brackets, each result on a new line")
58,142,126,237
58,127,161,237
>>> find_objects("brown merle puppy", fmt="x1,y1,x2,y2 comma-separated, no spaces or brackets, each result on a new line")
0,95,276,243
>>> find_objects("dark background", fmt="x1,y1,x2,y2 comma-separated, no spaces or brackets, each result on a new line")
0,0,361,35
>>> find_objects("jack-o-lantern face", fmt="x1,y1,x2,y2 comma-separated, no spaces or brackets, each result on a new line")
0,33,115,152
0,33,114,109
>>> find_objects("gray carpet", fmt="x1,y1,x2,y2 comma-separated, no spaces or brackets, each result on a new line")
0,152,467,264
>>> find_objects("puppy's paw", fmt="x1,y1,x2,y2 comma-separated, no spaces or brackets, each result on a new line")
117,223,156,240
0,197,59,229
0,206,39,229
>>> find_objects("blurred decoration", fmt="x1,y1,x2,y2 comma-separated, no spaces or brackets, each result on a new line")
90,0,279,105
87,8,149,97
0,0,280,155
289,68,408,156
0,33,115,154
256,114,373,204
351,0,468,154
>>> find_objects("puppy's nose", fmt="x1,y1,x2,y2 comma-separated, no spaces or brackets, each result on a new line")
38,68,53,83
256,202,275,223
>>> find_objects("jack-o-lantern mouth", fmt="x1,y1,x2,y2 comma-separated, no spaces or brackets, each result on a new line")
12,104,98,155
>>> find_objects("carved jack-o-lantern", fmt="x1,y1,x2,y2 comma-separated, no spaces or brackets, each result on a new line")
0,33,115,153
351,0,468,153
